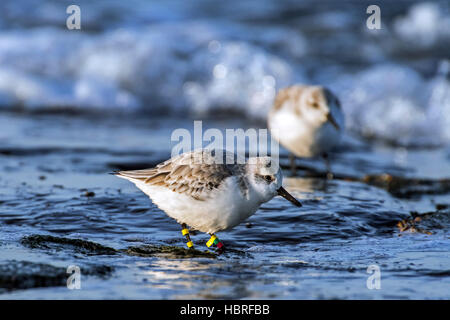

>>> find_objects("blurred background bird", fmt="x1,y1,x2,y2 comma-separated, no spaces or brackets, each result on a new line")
268,85,345,178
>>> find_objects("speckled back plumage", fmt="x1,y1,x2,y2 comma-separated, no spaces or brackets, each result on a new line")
115,149,247,200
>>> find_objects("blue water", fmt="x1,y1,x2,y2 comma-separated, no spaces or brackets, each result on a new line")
0,114,449,299
0,0,449,299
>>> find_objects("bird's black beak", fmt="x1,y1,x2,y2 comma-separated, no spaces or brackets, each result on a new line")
327,112,340,131
277,187,302,207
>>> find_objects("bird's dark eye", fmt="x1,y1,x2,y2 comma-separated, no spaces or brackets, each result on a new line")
312,102,319,109
264,175,273,182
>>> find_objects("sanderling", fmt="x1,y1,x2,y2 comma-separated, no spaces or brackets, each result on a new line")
268,85,345,178
112,149,301,252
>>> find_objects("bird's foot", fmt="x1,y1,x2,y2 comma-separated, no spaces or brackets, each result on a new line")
206,234,225,253
181,225,194,249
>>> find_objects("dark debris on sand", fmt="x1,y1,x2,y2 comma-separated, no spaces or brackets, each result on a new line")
363,174,450,198
123,245,217,259
21,234,217,259
280,160,450,199
0,260,114,292
0,261,67,292
397,209,450,235
21,235,117,255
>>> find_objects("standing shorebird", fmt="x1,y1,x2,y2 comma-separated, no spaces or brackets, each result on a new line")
268,85,345,178
112,149,301,252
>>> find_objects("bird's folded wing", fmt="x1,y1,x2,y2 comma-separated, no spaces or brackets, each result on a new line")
114,151,238,200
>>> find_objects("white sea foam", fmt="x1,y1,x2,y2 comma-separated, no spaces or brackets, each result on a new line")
393,2,450,49
0,0,449,147
330,63,450,147
0,23,305,115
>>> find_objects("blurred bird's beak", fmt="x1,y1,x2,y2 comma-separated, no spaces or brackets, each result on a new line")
277,187,302,207
327,112,340,130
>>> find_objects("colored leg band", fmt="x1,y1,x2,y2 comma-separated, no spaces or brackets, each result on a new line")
181,224,194,248
206,235,217,247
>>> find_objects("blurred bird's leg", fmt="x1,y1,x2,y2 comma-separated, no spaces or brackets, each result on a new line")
322,152,333,180
181,223,194,249
289,153,297,176
206,233,224,253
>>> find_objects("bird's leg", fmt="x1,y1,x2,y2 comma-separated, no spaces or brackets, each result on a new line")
206,233,224,252
289,153,297,176
322,152,333,180
181,223,194,249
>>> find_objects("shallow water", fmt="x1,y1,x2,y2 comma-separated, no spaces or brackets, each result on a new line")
1,0,450,300
0,113,449,299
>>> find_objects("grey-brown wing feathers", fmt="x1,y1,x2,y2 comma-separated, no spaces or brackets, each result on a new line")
114,150,240,200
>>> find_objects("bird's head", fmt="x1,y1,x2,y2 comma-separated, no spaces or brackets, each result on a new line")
299,86,342,130
246,157,302,207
